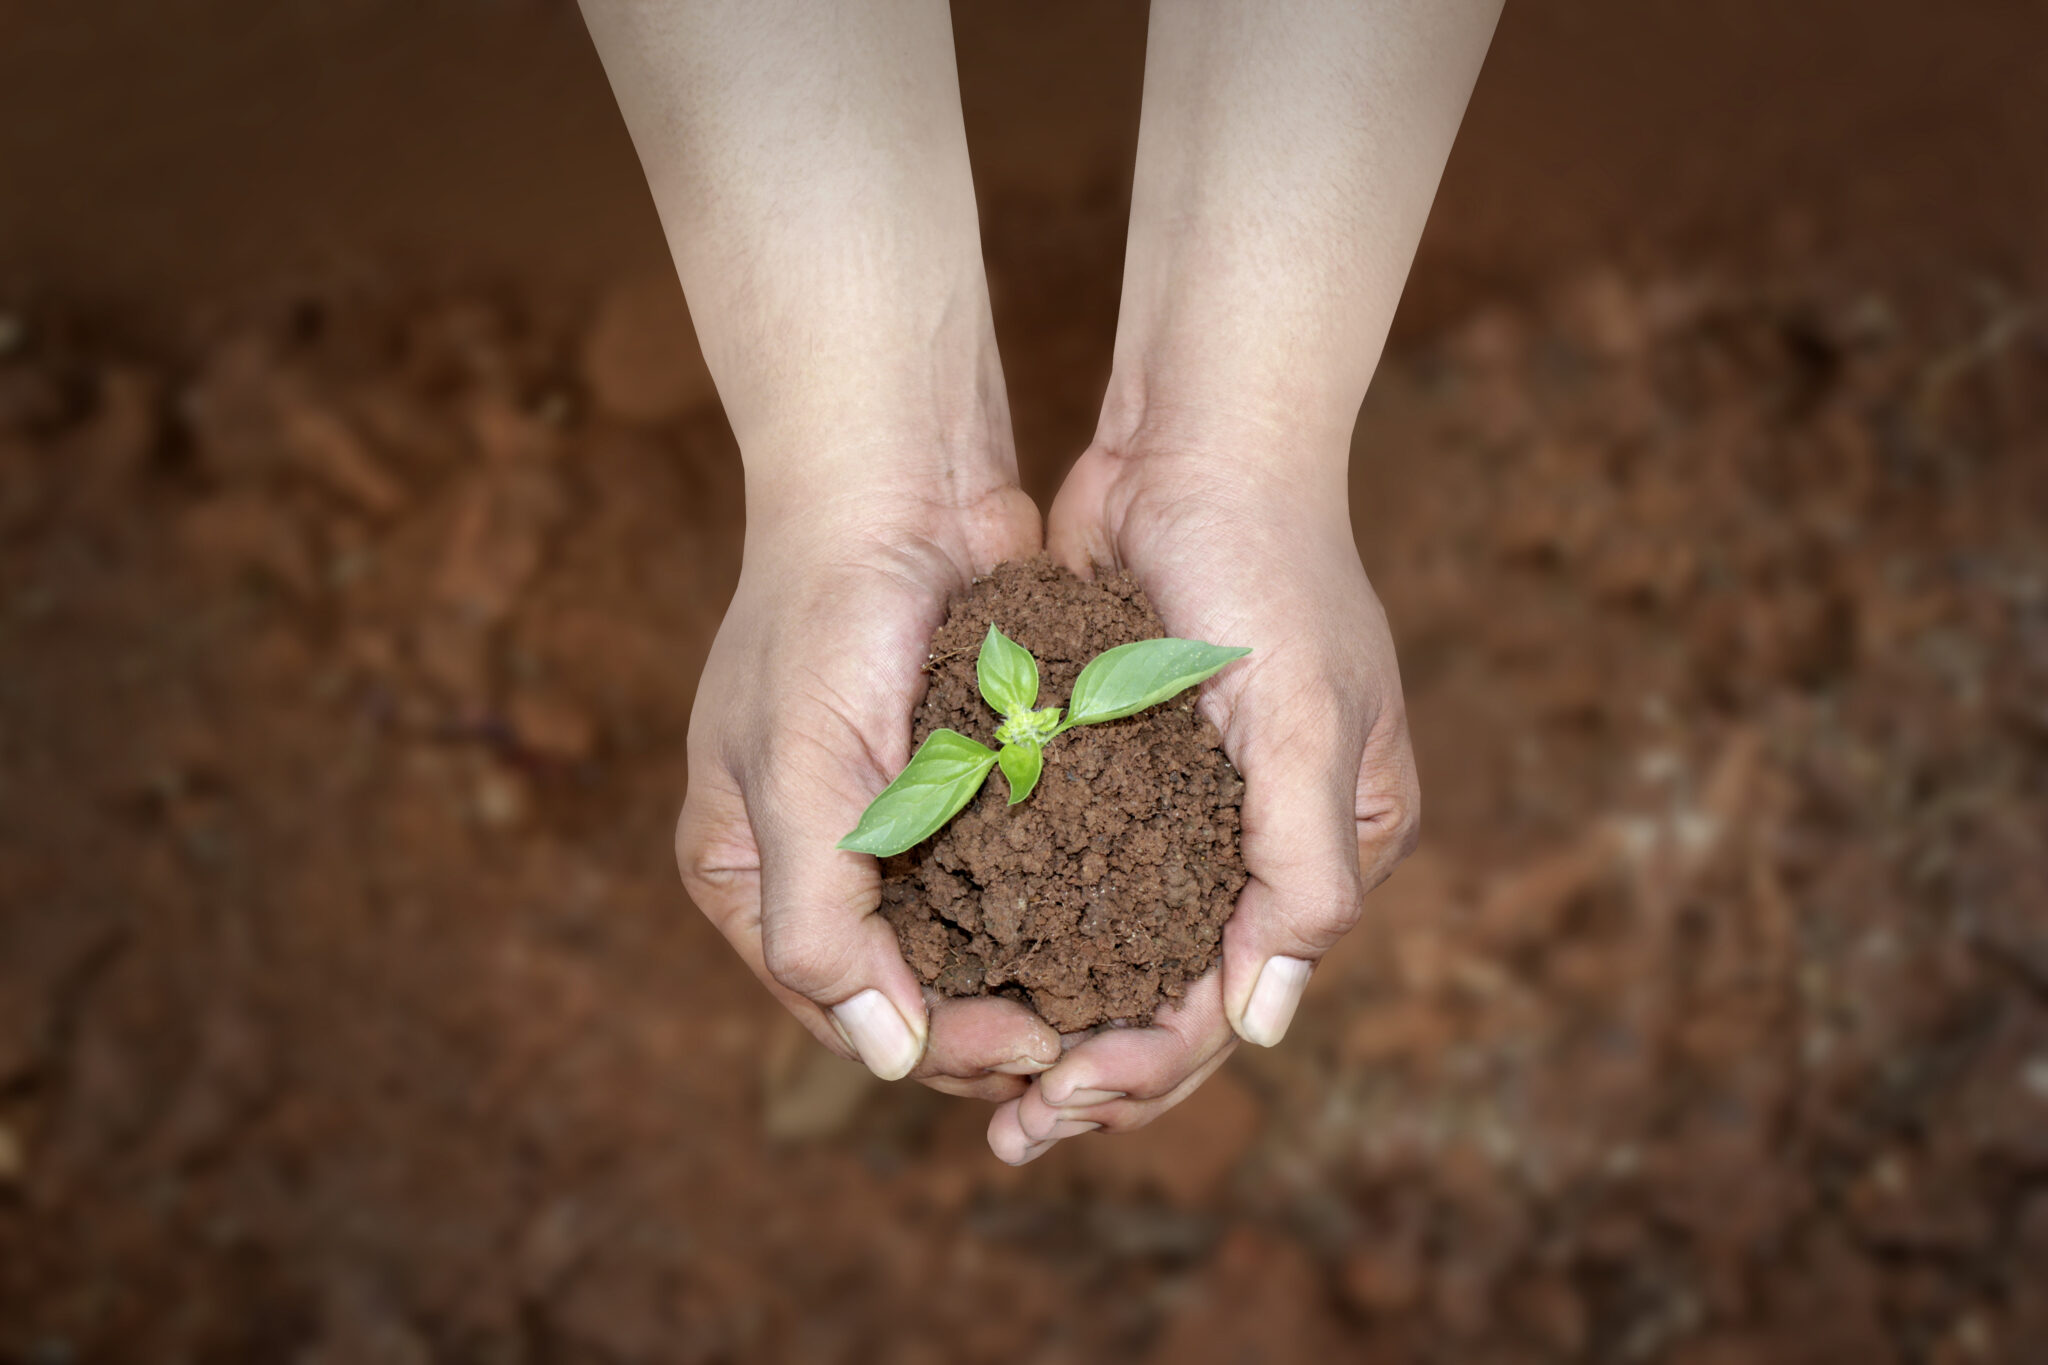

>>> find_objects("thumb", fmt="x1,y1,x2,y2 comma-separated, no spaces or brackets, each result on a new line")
1219,723,1370,1049
1044,445,1122,575
751,767,932,1081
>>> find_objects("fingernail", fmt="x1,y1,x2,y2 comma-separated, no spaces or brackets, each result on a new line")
1239,955,1313,1047
830,989,923,1081
1051,1087,1125,1108
993,1056,1054,1075
1049,1119,1102,1139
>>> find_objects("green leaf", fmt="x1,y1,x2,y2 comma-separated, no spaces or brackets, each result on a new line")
837,729,998,856
997,741,1042,805
1064,637,1252,728
976,624,1039,717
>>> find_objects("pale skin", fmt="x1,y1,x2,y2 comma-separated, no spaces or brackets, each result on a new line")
578,0,1501,1163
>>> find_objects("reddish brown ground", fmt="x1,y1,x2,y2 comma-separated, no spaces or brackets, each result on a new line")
3,3,2047,1363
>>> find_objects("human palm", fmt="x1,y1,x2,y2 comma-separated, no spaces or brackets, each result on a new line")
677,487,1066,1097
983,440,1420,1161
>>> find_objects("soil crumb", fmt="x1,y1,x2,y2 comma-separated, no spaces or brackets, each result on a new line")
880,559,1247,1031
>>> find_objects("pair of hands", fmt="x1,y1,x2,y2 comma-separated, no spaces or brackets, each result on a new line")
678,432,1419,1164
574,0,1490,1162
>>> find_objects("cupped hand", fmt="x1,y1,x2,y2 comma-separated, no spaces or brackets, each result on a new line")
677,480,1065,1098
988,431,1420,1162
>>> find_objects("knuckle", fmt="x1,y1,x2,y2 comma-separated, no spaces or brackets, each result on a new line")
674,794,758,932
760,929,842,999
673,804,704,886
760,938,820,994
1396,805,1423,860
1359,773,1423,885
1248,871,1363,956
1097,1085,1197,1134
674,806,721,894
1313,884,1367,940
1387,787,1423,860
1274,876,1364,954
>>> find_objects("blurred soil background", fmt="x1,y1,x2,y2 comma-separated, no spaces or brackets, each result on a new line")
3,1,2047,1362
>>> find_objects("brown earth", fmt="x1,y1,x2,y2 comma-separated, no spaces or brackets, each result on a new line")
4,2,2048,1361
881,560,1247,1032
3,255,2043,1364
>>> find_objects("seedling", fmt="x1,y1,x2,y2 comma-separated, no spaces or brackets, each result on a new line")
838,626,1250,857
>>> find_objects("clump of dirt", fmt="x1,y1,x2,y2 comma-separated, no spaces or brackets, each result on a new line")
879,559,1246,1031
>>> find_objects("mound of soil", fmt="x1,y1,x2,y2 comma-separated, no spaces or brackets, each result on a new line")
880,559,1246,1031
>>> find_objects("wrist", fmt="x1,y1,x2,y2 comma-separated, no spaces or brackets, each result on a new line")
735,294,1019,522
746,428,1021,533
1103,243,1400,464
1089,370,1353,497
744,433,1037,582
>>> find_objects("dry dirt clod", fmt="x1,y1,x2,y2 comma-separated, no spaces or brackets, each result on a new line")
509,689,599,764
69,366,162,486
1342,1240,1427,1316
471,763,532,832
433,469,564,623
759,1014,879,1142
279,401,408,516
177,491,319,598
0,1121,24,1184
466,391,562,464
1078,1063,1263,1206
581,272,718,422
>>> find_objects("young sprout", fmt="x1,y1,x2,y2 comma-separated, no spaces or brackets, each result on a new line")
837,625,1250,857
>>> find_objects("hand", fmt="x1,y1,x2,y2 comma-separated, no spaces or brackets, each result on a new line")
986,430,1420,1161
677,479,1065,1097
582,0,1048,1102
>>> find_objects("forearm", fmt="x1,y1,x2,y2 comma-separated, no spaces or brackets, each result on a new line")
578,0,1013,521
1104,0,1501,466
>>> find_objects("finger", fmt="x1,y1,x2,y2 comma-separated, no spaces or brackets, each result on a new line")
1044,444,1121,575
987,1097,1040,1165
988,1036,1237,1164
986,1096,1102,1165
914,994,1062,1098
1356,708,1424,892
1218,710,1375,1049
755,822,930,1081
1029,1044,1238,1138
686,740,1061,1090
676,774,863,1062
922,1072,1030,1102
682,745,933,1082
1022,974,1233,1129
683,796,1047,1098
